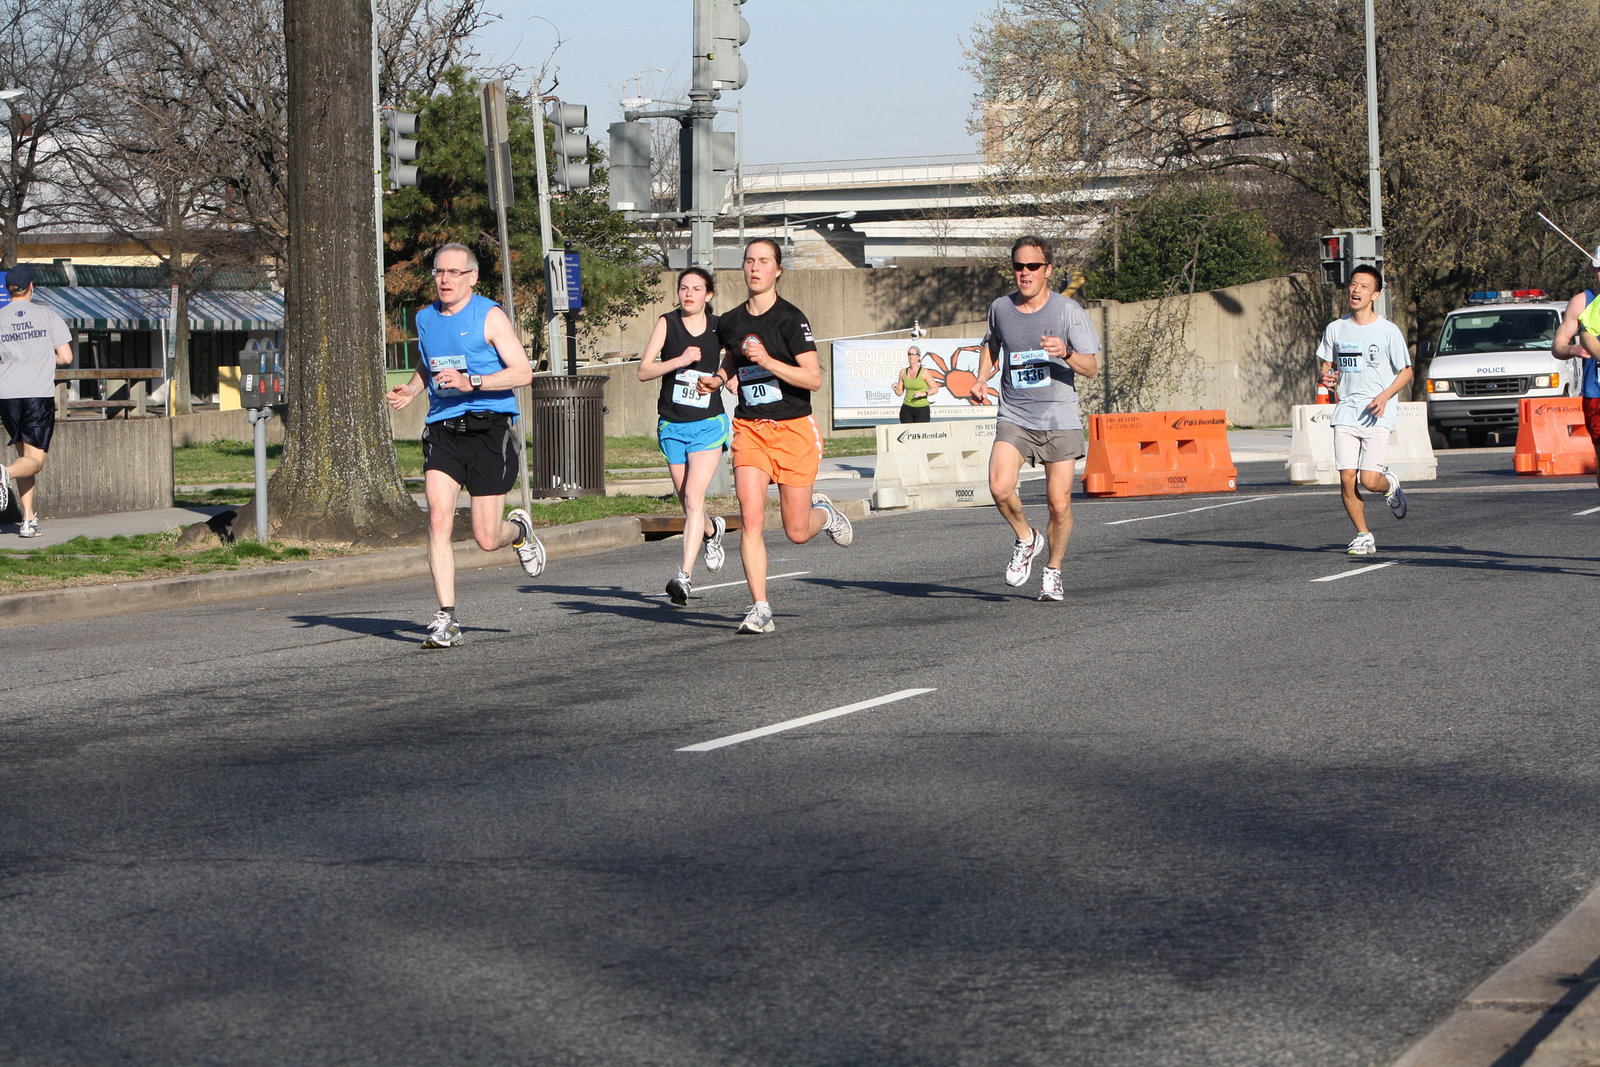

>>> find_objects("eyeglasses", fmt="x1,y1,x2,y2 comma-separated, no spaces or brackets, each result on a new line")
1012,261,1047,273
432,267,476,278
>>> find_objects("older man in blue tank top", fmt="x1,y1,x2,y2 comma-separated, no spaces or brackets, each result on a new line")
385,242,544,649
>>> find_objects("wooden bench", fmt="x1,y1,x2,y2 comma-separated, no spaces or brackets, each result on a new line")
54,369,166,418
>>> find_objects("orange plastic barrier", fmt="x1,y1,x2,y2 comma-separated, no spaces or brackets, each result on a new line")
1082,410,1238,497
1513,397,1597,476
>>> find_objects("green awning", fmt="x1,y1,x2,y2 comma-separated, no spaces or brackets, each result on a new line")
33,286,284,332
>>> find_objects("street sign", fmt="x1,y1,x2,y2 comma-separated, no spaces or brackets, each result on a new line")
563,252,582,312
547,250,582,313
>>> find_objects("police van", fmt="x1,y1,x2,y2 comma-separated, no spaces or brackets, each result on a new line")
1422,290,1578,447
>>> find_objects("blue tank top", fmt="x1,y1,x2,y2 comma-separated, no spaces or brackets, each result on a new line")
1582,291,1600,399
415,293,520,423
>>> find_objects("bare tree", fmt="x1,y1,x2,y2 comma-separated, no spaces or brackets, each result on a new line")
62,0,281,412
376,0,511,104
0,0,124,265
970,0,1600,351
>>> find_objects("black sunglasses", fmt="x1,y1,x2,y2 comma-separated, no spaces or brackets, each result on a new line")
1012,261,1047,272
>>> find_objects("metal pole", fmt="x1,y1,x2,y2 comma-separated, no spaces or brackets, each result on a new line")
737,101,745,251
250,407,270,543
1363,0,1383,236
481,80,531,510
531,90,561,367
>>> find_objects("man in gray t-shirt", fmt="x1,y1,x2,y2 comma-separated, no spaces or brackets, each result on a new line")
0,263,75,537
971,236,1101,602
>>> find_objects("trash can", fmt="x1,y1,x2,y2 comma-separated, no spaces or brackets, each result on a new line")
528,375,607,498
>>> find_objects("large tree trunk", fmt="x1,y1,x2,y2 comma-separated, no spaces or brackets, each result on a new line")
273,0,424,545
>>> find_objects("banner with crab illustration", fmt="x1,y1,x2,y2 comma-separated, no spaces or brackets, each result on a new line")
830,338,1000,426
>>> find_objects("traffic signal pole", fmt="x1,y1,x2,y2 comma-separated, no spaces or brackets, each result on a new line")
531,94,562,367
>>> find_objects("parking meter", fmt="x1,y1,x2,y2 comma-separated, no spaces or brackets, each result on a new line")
240,339,284,409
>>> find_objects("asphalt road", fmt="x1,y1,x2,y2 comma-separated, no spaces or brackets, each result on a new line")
4,454,1599,1065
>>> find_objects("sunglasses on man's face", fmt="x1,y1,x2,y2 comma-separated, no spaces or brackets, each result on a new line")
1013,261,1047,273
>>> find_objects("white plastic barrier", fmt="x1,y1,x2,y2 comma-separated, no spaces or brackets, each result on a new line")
1285,401,1437,485
872,419,998,510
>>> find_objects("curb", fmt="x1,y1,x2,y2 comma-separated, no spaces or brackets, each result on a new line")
0,516,643,630
1394,881,1600,1066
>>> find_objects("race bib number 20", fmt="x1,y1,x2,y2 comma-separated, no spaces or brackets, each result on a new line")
738,364,782,407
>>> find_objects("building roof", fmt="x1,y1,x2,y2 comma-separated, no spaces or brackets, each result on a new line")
33,285,284,331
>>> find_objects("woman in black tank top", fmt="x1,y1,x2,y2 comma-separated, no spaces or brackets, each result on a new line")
637,268,731,604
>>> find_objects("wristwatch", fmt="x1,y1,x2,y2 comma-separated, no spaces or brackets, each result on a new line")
468,374,483,390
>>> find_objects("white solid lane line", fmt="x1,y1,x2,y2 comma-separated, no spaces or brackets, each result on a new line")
1104,496,1270,526
1575,505,1600,516
678,688,937,752
1311,561,1401,582
646,571,810,598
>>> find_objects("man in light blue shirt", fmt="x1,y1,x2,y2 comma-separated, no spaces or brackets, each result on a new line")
1315,264,1412,556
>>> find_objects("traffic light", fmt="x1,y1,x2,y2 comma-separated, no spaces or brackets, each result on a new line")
385,110,419,190
709,0,749,91
549,100,591,192
608,120,652,212
678,126,737,213
1319,233,1349,286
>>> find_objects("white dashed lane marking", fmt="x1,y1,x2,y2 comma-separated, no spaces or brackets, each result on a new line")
678,688,937,752
1311,561,1401,582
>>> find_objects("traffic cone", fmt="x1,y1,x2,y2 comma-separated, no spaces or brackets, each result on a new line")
1316,382,1333,404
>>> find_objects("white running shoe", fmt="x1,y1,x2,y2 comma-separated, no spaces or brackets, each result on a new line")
737,601,775,634
812,493,853,547
1005,528,1046,587
422,609,461,648
1346,533,1377,556
1037,567,1064,602
17,517,39,538
1384,472,1408,520
704,515,726,572
508,508,546,578
666,571,691,605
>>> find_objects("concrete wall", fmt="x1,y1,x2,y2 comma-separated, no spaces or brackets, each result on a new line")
585,267,1327,435
1096,273,1331,426
165,268,1326,450
3,417,173,518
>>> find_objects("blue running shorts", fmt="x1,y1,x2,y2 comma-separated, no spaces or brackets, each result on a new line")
657,413,731,465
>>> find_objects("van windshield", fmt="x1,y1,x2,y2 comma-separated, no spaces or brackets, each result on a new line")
1436,308,1560,354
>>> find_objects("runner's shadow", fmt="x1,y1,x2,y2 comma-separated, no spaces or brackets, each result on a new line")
539,583,737,629
799,576,1010,602
1142,537,1600,574
286,612,510,643
1140,537,1327,555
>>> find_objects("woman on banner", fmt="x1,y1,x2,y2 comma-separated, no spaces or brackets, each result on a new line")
891,345,935,423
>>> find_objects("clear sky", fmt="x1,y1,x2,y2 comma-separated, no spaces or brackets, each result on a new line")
471,1,994,165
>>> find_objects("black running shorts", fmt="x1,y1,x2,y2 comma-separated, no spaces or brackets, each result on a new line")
0,396,56,451
422,413,521,497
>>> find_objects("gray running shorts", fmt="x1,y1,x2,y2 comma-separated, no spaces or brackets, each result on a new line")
994,420,1086,467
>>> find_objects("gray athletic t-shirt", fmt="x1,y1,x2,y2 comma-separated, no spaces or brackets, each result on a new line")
0,299,71,399
1315,314,1410,431
983,290,1101,431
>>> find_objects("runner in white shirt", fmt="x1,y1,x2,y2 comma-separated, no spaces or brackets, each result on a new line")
1315,264,1412,556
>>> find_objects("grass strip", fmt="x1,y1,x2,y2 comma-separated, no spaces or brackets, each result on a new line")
0,531,318,593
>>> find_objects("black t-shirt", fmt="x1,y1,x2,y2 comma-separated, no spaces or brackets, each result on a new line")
715,295,817,421
654,309,725,422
